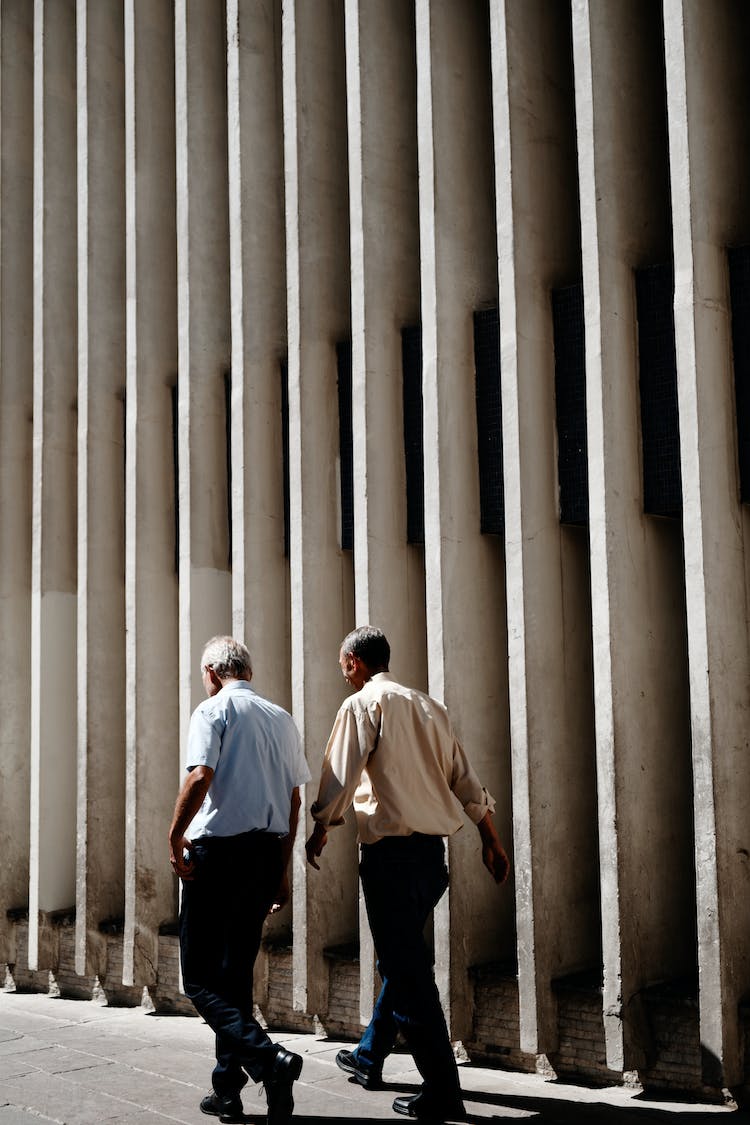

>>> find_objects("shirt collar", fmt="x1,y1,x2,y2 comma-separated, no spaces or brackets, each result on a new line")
361,672,394,691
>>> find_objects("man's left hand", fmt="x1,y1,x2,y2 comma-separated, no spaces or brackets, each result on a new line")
477,812,511,884
482,839,511,884
305,823,328,869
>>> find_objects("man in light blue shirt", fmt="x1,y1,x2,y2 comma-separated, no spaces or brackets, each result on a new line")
169,636,310,1125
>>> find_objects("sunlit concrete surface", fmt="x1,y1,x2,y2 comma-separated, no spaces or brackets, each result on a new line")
3,0,750,1105
0,993,743,1125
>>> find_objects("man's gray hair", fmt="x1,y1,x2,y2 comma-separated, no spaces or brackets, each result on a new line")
201,636,252,679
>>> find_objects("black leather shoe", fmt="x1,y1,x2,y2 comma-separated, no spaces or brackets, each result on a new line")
199,1089,244,1123
335,1048,383,1089
265,1046,303,1125
392,1091,465,1121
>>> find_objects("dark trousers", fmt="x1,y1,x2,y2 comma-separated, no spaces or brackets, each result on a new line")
179,831,283,1095
358,833,461,1099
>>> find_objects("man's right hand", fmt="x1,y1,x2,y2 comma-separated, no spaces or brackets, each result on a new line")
305,822,328,869
477,812,511,884
169,834,196,880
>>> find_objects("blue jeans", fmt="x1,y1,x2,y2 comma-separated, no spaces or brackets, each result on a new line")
357,834,461,1099
179,831,283,1094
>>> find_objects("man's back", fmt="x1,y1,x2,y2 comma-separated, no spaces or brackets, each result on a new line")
315,671,492,844
186,680,306,838
350,674,457,824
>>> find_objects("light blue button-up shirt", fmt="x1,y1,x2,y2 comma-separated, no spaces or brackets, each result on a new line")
186,680,310,839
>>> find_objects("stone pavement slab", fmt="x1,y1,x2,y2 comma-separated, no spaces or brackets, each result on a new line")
0,992,746,1125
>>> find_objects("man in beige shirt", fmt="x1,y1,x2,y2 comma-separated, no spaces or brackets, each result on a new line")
306,626,510,1122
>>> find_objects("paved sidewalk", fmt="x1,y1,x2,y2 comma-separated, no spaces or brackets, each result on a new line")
0,992,744,1124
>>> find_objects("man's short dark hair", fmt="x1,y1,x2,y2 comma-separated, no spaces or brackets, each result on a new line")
341,626,390,671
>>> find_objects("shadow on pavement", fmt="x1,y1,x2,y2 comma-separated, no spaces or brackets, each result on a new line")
230,1117,743,1125
219,1105,747,1125
461,1088,748,1123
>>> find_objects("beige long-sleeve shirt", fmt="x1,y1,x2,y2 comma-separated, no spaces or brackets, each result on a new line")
310,673,495,845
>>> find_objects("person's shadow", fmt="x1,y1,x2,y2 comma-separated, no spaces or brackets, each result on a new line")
218,1083,746,1125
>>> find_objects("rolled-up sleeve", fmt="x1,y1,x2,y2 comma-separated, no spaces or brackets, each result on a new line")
450,736,496,824
311,702,377,828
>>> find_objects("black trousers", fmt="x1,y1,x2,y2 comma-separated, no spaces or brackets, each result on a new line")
179,831,283,1094
359,833,461,1099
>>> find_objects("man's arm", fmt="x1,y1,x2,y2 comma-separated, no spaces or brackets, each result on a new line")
477,810,511,884
269,786,302,914
448,732,510,883
168,765,214,880
305,704,371,868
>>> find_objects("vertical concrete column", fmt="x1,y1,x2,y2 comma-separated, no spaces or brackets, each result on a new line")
572,0,695,1073
415,0,512,1040
0,0,34,967
174,0,232,747
344,0,424,673
226,0,289,707
664,0,750,1088
123,0,179,988
343,0,424,1026
490,0,597,1057
226,0,290,1005
283,0,355,1018
75,0,126,982
29,0,78,972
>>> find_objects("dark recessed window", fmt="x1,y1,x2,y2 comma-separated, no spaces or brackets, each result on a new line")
224,370,232,569
552,282,589,526
402,325,424,546
728,246,750,503
280,359,290,559
170,384,179,573
473,307,504,536
635,263,682,518
336,340,354,552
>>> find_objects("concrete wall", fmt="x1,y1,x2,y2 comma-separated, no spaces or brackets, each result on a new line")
3,0,750,1100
